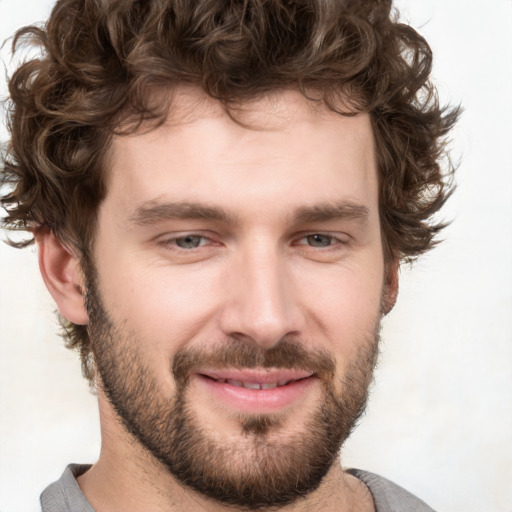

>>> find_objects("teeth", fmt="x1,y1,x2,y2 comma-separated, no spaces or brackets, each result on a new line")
220,379,289,389
242,382,261,390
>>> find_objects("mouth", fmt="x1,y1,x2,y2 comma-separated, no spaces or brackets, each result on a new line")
193,369,317,413
203,378,303,390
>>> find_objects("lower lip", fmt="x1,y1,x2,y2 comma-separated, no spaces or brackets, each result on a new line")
193,374,317,414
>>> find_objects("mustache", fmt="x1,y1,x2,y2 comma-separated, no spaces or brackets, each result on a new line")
172,338,336,386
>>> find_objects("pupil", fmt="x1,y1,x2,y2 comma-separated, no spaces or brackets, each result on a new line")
308,234,331,247
177,236,201,248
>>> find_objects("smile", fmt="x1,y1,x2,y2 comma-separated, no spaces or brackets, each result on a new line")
204,377,309,390
194,369,317,413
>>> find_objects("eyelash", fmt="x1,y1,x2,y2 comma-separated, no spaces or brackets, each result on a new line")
157,232,349,252
294,233,348,249
158,234,213,250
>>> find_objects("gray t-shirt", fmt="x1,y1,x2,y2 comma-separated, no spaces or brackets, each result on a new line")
40,464,436,511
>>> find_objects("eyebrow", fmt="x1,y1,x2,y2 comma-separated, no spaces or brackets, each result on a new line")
128,199,369,227
292,201,370,225
128,201,238,226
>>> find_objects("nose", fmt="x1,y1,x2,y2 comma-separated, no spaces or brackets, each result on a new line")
218,243,305,349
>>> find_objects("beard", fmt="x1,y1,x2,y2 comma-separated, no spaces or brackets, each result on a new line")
84,270,381,510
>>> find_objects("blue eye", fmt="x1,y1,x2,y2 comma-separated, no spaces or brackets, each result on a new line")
305,234,334,247
174,235,206,249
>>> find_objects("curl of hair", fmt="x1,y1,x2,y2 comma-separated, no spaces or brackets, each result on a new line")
1,0,460,383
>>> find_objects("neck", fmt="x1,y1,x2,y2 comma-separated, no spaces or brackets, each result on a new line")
78,454,373,512
77,393,374,512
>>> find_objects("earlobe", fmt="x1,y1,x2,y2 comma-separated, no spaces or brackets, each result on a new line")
37,231,89,325
382,259,400,315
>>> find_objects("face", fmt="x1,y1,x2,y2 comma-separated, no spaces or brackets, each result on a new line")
86,89,395,508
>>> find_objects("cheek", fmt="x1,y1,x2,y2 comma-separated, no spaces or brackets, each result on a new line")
298,261,384,351
97,257,223,350
303,270,382,398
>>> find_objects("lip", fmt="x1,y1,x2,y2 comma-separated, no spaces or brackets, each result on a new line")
193,368,317,414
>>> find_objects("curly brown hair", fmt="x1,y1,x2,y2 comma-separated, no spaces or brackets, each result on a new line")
1,0,459,383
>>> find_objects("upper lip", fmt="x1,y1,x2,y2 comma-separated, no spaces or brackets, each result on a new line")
197,368,315,386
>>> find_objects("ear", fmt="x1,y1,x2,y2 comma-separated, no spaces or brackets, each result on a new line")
382,258,399,315
37,231,89,325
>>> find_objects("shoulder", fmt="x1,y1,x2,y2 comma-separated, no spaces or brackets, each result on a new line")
40,464,94,512
346,469,436,512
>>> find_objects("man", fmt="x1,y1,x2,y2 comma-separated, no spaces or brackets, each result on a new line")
1,0,459,510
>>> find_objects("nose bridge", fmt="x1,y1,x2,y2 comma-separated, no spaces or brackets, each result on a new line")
220,238,302,347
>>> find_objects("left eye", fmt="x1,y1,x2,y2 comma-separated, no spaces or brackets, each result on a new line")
300,234,335,247
172,235,208,249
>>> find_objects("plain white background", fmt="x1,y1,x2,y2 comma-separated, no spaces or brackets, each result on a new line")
1,1,511,511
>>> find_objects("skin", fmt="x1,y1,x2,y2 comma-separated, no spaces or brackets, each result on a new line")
38,88,398,512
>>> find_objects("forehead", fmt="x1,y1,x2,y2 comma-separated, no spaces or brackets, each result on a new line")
111,86,375,157
104,87,378,223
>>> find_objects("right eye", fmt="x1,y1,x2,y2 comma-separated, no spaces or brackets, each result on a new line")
171,235,209,249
